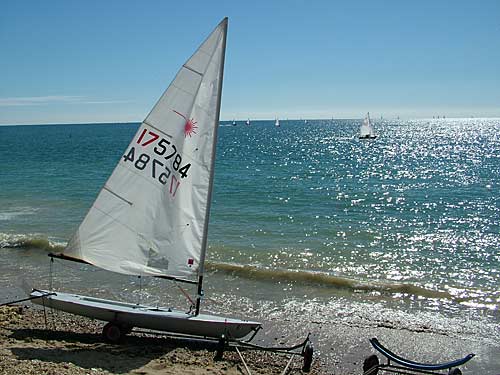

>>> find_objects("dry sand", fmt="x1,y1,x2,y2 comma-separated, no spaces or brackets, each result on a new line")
0,305,324,375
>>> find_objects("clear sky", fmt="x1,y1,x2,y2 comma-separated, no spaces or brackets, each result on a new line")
1,0,499,124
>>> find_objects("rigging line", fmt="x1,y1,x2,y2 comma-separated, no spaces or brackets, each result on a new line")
48,258,58,328
49,256,54,291
41,295,48,330
138,276,142,306
174,280,195,307
0,292,56,307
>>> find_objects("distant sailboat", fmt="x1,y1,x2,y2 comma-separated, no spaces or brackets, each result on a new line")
30,17,261,342
246,118,250,126
275,118,280,127
359,112,377,139
232,119,236,126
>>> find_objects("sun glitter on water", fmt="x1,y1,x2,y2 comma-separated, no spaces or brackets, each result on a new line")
173,110,197,137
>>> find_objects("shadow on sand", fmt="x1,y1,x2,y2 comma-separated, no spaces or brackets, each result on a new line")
9,328,220,373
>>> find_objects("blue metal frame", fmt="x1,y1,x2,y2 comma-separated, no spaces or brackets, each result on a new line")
363,337,475,375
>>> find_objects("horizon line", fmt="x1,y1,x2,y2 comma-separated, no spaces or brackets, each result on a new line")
1,116,500,127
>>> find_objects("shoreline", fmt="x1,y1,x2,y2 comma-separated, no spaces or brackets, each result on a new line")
1,299,498,374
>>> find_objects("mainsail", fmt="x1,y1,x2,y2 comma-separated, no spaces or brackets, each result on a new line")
60,19,228,282
359,112,375,138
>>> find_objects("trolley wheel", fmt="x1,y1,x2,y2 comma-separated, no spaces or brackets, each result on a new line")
214,334,226,361
363,354,379,375
448,369,462,375
103,322,123,343
302,343,313,372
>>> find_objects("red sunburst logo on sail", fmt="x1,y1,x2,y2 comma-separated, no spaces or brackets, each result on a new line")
173,110,198,137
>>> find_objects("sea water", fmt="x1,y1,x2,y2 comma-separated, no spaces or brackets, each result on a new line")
1,119,499,371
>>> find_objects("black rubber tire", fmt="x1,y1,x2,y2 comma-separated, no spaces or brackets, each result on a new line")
103,322,123,343
363,354,379,374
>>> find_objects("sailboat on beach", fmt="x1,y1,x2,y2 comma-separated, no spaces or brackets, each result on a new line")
359,112,377,139
30,18,261,342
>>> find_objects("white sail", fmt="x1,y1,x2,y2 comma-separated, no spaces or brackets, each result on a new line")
61,19,228,281
359,112,375,138
275,118,280,127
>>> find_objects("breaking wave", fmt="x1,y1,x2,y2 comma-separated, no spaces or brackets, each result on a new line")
205,261,453,300
0,233,65,253
0,233,471,302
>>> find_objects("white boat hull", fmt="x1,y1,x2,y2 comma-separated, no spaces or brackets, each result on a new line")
30,290,260,339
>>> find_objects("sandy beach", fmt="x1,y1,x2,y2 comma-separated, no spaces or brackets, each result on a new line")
0,305,324,375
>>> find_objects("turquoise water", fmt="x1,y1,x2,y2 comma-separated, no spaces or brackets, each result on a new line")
0,119,499,312
1,119,499,373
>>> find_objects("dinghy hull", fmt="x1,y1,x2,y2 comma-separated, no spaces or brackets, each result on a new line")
30,290,261,339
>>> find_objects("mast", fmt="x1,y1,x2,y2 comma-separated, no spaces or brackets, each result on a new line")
195,17,228,315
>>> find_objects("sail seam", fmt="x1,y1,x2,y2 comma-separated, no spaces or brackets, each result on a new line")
171,82,199,99
91,206,140,241
103,186,133,206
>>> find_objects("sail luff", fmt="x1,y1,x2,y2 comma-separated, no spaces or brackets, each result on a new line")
194,17,227,315
197,17,228,280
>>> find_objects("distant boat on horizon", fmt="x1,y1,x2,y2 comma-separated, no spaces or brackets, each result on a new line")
246,118,250,126
359,112,377,140
275,118,280,127
232,119,236,126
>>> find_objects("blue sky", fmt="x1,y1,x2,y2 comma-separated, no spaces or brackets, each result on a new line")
1,0,499,124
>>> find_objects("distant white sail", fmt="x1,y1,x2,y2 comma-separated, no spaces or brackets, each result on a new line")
62,19,228,281
359,112,376,139
275,118,280,127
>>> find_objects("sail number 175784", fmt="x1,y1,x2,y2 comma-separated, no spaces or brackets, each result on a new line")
122,128,192,197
